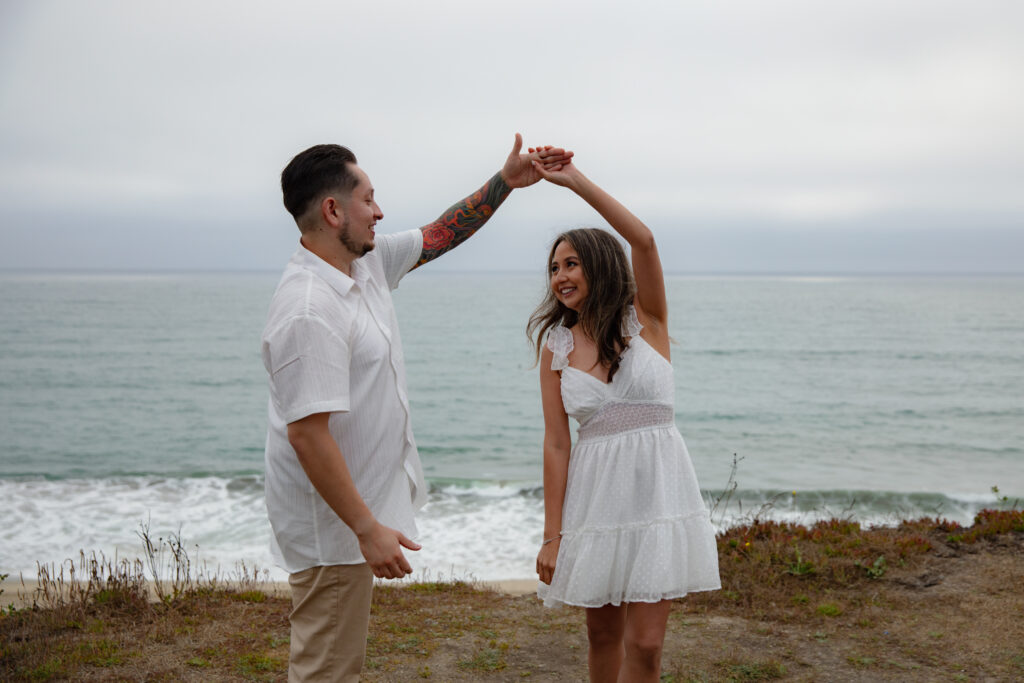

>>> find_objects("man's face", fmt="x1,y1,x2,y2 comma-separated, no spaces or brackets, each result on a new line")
337,165,383,258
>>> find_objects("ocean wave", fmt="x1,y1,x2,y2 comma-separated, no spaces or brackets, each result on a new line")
0,476,1016,582
428,479,542,499
703,487,1018,531
1,475,272,580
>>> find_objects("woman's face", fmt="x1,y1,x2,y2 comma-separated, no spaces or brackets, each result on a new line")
550,240,589,311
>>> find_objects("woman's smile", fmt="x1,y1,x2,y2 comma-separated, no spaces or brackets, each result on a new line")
550,240,589,310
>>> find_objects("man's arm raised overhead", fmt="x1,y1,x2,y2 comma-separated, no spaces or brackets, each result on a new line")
412,133,573,269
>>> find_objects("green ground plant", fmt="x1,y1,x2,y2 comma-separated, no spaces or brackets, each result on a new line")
2,503,1021,681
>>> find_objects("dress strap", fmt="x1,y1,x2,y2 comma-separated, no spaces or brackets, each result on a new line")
623,305,643,337
546,326,574,371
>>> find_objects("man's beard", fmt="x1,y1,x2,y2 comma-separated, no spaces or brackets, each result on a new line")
339,217,374,258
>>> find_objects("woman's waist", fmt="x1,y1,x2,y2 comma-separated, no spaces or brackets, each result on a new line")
576,401,676,442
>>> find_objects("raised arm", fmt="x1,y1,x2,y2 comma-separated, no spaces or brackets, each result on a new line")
533,161,669,345
412,134,573,269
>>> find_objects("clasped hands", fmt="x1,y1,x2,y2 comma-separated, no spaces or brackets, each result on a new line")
501,133,575,189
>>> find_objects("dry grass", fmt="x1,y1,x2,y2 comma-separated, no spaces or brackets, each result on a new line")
2,510,1022,681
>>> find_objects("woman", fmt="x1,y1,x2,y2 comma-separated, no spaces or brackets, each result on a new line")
527,157,720,682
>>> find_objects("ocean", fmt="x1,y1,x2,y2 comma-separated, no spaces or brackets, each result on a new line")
1,270,1022,582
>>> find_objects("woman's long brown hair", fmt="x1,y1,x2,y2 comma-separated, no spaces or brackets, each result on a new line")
527,228,637,381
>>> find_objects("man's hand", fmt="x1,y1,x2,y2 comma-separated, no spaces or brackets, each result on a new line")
500,133,574,189
355,519,421,579
287,413,421,579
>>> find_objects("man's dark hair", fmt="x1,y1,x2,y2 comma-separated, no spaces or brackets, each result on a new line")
281,144,360,223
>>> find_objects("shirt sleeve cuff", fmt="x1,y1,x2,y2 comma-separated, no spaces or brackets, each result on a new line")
283,400,350,425
379,229,423,290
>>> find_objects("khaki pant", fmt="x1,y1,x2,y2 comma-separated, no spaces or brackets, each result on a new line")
288,563,374,683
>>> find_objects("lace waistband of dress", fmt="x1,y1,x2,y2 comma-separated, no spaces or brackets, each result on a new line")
577,402,675,442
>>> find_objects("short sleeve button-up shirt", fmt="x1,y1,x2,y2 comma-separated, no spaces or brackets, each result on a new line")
261,229,427,573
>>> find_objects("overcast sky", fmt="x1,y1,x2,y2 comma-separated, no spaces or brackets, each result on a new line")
1,0,1022,273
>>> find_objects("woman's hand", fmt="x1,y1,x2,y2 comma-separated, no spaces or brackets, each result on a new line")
536,537,560,585
502,134,574,188
530,157,584,191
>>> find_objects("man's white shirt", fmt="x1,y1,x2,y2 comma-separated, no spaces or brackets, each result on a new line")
261,229,427,573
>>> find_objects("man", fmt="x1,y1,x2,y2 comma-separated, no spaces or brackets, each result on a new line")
261,134,572,681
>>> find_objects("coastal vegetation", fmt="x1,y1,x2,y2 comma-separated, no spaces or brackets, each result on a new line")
2,508,1022,681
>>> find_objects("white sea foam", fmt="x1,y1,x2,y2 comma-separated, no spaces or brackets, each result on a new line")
1,476,273,580
0,476,546,582
415,483,544,582
2,476,1011,584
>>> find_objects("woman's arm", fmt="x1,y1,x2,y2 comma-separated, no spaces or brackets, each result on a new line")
532,161,669,350
537,345,571,585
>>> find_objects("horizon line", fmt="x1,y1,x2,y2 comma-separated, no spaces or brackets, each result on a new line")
2,267,1023,278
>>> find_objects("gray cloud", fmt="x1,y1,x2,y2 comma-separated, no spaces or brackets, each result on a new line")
1,0,1022,272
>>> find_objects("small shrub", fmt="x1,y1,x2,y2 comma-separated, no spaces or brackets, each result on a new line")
235,653,283,676
78,638,123,667
856,555,887,579
848,655,876,667
970,509,1024,538
787,547,815,577
724,659,786,680
231,590,267,603
408,581,461,593
27,658,66,680
896,535,932,556
458,647,507,672
816,603,842,617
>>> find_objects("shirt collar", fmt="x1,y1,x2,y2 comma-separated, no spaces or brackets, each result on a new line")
290,241,368,297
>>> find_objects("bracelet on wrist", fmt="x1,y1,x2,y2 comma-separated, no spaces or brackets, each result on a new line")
542,534,561,545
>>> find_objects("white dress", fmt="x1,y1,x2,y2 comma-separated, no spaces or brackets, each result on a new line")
538,308,721,608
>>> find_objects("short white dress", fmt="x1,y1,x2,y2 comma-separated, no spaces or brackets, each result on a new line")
538,308,721,608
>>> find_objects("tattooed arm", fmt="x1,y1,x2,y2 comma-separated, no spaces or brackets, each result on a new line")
412,133,572,269
414,171,510,268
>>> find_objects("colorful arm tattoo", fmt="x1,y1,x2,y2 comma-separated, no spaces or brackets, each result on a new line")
413,171,513,269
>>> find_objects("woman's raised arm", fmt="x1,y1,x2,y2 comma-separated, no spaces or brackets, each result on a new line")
532,161,669,338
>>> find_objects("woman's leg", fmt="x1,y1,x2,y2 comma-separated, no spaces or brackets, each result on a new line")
585,604,627,682
619,600,673,682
